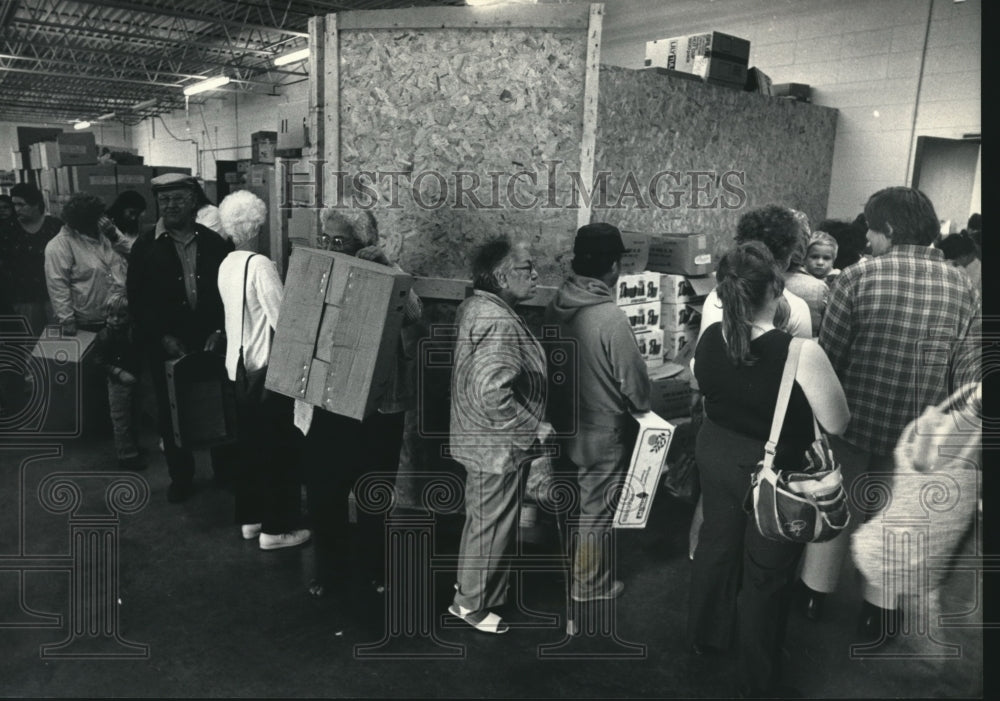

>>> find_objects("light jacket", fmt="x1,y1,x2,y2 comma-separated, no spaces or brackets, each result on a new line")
44,225,129,326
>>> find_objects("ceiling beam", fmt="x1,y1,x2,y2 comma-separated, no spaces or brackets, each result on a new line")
70,0,310,38
0,64,184,88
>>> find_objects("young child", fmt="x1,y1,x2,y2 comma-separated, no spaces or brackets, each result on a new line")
93,293,146,471
805,231,841,285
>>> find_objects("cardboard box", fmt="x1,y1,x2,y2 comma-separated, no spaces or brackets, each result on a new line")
660,274,696,305
616,271,661,305
663,327,699,365
266,247,414,421
11,151,24,170
645,31,750,72
613,411,675,529
37,142,61,170
152,166,193,177
621,300,660,333
56,166,73,195
68,165,118,203
647,233,713,276
660,302,701,334
38,169,59,197
634,327,664,364
251,131,278,164
746,66,773,95
695,56,749,87
648,364,693,419
772,83,811,103
619,231,649,274
55,132,98,166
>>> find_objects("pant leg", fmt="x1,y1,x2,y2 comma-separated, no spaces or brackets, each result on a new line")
738,512,804,692
258,392,303,534
355,411,406,584
148,353,195,486
453,453,524,613
569,420,634,598
687,418,761,651
107,378,139,460
800,436,873,594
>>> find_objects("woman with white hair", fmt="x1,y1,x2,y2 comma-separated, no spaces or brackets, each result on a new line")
217,190,310,551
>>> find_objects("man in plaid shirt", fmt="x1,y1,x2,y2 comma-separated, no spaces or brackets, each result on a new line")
800,187,980,638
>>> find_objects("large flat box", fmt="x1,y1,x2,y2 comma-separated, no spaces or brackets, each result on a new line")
619,231,649,274
644,31,750,72
251,131,278,164
55,132,98,166
616,271,660,305
621,300,660,333
647,233,713,276
648,364,693,419
266,247,414,421
68,165,118,202
165,352,237,449
613,411,675,529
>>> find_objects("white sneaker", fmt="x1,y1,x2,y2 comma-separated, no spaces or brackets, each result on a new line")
259,529,311,551
241,523,262,540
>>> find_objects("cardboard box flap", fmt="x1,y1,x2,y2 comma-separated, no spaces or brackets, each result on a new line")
687,274,716,296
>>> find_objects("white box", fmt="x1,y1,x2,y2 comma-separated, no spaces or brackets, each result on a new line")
621,301,660,332
659,274,696,305
663,328,697,364
616,272,661,305
613,411,675,529
660,303,701,334
633,327,664,364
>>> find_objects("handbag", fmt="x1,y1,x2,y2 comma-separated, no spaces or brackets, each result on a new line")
746,337,850,544
233,254,270,409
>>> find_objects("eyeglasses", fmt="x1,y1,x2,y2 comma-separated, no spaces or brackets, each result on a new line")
157,194,192,205
512,261,535,274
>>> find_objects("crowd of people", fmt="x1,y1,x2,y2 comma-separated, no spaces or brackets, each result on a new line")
0,177,983,698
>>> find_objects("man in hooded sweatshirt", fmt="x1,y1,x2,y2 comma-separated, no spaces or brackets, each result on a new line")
543,222,651,602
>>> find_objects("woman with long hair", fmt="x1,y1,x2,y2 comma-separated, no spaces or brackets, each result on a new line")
687,240,849,698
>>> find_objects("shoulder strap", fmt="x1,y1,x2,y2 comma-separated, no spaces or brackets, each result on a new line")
238,253,258,354
764,337,804,469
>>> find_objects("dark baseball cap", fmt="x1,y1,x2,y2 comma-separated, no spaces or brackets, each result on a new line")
574,222,626,255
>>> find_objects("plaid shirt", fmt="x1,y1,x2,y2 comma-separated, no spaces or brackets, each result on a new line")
819,244,980,456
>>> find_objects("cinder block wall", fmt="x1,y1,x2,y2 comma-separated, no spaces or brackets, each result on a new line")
598,0,980,220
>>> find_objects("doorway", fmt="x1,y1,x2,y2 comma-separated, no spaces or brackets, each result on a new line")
911,136,981,234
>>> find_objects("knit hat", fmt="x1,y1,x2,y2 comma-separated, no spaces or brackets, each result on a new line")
574,222,626,255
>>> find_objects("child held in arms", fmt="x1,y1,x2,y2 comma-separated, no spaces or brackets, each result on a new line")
804,231,840,285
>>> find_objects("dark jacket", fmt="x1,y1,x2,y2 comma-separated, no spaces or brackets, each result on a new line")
94,324,141,376
126,222,234,355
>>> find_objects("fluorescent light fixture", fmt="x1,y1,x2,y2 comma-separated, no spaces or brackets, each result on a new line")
183,75,231,96
131,98,158,110
73,121,91,130
274,48,310,66
97,112,116,121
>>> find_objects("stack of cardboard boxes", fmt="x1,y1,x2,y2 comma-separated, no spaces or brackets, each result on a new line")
618,232,717,419
644,31,751,91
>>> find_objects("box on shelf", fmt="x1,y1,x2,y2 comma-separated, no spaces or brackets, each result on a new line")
621,300,660,332
664,327,699,365
698,57,749,88
644,31,750,72
266,247,414,421
619,231,650,274
617,271,661,305
37,142,61,170
660,274,697,305
251,131,278,164
38,169,59,197
613,411,675,529
660,302,701,334
772,83,812,103
68,165,118,202
115,165,154,210
11,151,24,170
152,166,193,177
647,233,713,276
745,66,773,95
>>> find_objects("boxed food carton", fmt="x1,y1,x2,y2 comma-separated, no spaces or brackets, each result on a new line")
648,363,694,419
696,56,749,87
660,302,702,334
647,233,713,276
616,271,661,305
644,31,750,72
613,411,675,529
634,327,665,367
265,247,414,421
660,274,696,305
621,301,660,333
619,231,650,274
37,142,61,170
55,132,98,166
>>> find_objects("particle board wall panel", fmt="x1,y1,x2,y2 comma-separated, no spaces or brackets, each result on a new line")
593,65,838,261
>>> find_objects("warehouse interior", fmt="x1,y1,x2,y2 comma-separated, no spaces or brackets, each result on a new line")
0,0,985,698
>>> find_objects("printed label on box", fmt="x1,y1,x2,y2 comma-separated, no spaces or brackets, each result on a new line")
621,301,660,332
633,327,665,362
614,411,675,529
617,272,661,305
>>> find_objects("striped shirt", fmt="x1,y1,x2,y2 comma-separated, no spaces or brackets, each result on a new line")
819,244,980,456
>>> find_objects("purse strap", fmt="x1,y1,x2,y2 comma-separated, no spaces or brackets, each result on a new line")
237,253,258,366
764,337,805,470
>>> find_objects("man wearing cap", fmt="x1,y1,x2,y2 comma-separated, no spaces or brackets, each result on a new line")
126,173,234,503
544,223,651,603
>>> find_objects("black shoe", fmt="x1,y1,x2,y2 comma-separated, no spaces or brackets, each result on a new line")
857,601,899,641
167,481,196,503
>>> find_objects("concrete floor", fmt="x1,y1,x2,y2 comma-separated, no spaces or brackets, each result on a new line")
0,420,985,699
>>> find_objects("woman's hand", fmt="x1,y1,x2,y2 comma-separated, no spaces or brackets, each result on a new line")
356,246,390,266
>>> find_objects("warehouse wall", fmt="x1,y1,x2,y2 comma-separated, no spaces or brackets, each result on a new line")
0,119,133,167
598,0,981,220
130,81,309,178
